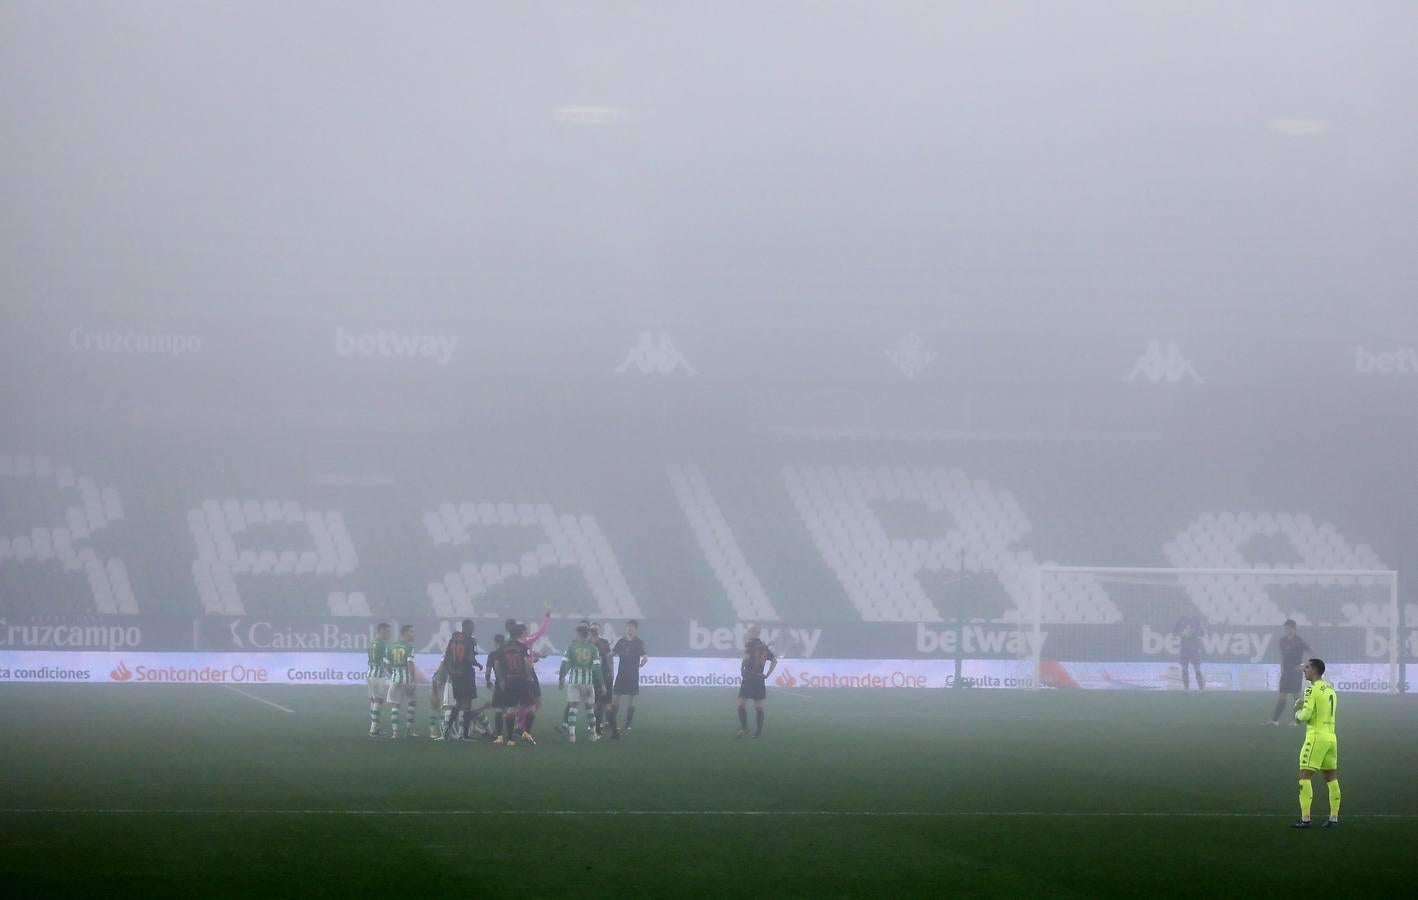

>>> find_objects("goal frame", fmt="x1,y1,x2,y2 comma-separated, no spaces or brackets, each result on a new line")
1026,565,1401,694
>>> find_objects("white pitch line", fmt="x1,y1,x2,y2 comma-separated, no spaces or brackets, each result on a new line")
222,686,295,715
2,809,1415,819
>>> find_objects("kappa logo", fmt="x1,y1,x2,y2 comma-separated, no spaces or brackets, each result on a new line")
421,621,456,655
110,661,133,682
1124,340,1202,384
886,334,935,380
615,332,696,376
774,669,798,688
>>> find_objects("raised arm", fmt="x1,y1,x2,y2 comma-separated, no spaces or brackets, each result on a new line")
524,612,552,645
1295,684,1316,722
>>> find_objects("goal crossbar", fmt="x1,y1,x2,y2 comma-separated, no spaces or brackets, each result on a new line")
1037,566,1397,578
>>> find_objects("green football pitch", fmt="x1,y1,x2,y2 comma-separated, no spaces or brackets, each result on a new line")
2,685,1415,898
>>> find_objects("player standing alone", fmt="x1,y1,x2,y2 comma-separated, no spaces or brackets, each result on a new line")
386,624,418,739
737,624,777,738
367,622,392,736
1292,658,1341,828
1174,615,1205,691
610,620,648,737
1271,620,1311,726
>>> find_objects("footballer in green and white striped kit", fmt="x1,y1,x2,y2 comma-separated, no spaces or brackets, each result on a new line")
558,624,603,743
385,624,418,738
366,622,392,736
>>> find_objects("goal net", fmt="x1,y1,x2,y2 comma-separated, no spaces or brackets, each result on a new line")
1006,566,1403,693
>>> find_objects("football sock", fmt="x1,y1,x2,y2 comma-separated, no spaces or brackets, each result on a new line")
1299,780,1313,820
460,711,471,738
593,707,602,732
568,703,578,735
523,712,535,732
406,703,416,733
609,707,619,737
626,707,635,728
1327,781,1341,820
390,703,402,735
1272,695,1287,722
755,708,764,737
493,711,504,736
737,706,748,731
505,713,517,741
563,703,574,725
369,699,381,731
429,709,441,734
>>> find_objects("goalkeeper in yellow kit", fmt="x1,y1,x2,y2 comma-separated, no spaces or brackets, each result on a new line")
1291,658,1340,829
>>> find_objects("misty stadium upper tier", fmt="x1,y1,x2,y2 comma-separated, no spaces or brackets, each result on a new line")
1,435,1410,637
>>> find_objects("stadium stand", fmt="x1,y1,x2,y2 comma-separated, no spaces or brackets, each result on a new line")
668,463,779,622
0,444,1409,632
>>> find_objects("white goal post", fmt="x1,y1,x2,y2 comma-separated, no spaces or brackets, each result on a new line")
1023,566,1401,694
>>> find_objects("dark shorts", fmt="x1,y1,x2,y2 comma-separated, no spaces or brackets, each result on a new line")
738,675,767,701
501,680,532,708
613,673,640,696
1180,652,1201,666
450,675,477,703
1279,672,1303,693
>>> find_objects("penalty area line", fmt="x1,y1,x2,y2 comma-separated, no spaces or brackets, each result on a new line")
2,809,1415,820
222,685,295,715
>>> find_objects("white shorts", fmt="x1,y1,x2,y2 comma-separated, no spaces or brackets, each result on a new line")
367,676,389,700
386,681,416,704
565,682,594,705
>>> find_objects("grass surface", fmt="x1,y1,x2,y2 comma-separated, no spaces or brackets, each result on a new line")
2,685,1416,898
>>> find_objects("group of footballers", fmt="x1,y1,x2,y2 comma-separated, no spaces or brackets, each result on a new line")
364,616,784,744
364,613,651,747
